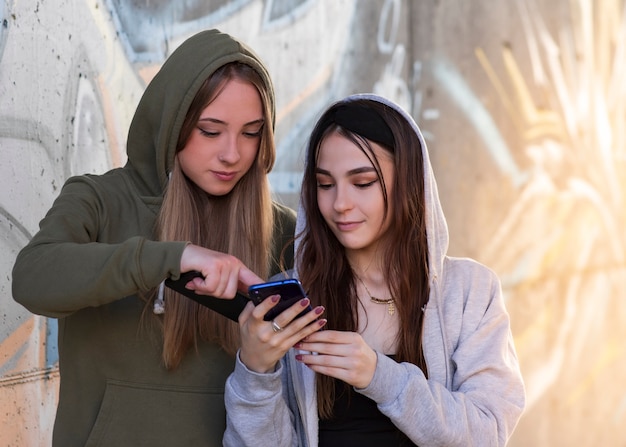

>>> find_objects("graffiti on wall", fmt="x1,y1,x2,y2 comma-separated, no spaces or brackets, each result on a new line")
475,1,626,444
420,0,626,444
0,0,356,445
1,0,624,446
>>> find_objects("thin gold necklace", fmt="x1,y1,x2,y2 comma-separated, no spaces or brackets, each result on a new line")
356,275,395,316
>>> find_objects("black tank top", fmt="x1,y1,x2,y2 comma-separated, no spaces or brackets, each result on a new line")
318,356,418,447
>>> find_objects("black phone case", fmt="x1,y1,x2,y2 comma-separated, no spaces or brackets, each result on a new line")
164,271,249,322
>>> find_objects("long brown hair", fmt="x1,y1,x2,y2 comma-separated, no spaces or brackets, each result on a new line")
298,99,430,418
156,62,275,369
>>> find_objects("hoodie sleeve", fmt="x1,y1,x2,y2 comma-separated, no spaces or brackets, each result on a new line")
357,265,525,447
12,175,187,318
224,353,300,447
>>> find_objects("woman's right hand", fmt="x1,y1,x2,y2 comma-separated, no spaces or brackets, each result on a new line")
238,297,326,373
179,244,264,299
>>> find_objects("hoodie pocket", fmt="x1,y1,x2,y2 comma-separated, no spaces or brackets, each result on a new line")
85,379,226,447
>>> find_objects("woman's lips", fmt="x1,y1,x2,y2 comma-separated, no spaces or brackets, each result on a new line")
212,170,237,181
335,220,361,231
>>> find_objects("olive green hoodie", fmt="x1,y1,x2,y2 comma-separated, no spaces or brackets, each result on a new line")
12,29,295,446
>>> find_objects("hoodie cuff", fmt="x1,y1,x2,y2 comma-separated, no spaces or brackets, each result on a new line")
231,351,284,401
138,239,188,285
356,352,407,404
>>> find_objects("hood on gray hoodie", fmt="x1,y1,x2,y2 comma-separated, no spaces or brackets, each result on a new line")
295,93,449,286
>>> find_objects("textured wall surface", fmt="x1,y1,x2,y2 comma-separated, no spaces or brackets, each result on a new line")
1,1,624,446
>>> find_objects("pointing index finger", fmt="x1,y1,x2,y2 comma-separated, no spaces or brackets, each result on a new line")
237,265,265,293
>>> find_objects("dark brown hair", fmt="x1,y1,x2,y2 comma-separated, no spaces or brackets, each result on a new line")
298,99,430,418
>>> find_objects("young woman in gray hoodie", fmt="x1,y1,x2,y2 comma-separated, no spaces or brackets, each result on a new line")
224,94,525,446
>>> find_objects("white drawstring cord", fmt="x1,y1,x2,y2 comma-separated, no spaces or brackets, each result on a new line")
153,281,165,314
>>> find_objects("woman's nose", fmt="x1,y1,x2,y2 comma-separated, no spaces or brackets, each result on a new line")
333,184,353,212
218,135,241,164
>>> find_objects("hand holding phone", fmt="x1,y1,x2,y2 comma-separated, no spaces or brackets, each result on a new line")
248,278,312,321
240,278,322,374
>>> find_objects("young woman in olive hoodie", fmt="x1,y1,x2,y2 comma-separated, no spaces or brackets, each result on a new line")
12,29,295,446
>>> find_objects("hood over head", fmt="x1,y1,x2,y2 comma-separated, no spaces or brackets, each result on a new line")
124,29,275,197
295,93,449,283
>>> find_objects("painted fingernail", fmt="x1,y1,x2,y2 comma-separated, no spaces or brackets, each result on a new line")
314,306,325,315
271,294,280,303
318,319,327,327
294,342,302,348
295,354,303,361
300,298,310,307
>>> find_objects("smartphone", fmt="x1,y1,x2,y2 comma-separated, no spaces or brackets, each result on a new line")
248,278,312,321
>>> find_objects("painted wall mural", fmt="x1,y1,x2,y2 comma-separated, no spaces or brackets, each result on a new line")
1,0,624,445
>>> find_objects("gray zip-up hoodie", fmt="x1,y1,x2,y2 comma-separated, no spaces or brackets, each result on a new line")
224,94,525,446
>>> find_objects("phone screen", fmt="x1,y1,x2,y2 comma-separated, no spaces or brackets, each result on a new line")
248,279,312,321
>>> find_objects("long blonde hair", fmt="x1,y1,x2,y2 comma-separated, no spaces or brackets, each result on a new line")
156,62,275,369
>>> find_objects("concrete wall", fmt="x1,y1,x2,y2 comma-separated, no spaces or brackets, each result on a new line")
1,0,624,445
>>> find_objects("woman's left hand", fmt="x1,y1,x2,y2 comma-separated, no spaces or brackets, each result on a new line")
238,297,326,374
294,330,377,389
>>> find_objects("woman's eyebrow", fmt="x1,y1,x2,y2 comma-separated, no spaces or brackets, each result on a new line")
243,118,265,127
198,117,225,125
197,117,264,126
315,167,331,176
315,166,376,176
